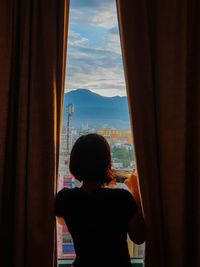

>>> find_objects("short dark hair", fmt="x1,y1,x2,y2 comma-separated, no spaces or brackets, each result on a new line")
69,133,113,184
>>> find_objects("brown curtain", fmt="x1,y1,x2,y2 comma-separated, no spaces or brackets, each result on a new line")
117,0,200,267
0,1,69,267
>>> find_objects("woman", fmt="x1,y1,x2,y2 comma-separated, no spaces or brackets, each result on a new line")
55,133,145,267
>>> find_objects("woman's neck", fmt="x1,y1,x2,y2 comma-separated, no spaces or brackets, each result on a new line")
81,181,103,192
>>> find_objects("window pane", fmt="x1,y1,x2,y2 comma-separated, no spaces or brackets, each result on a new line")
57,0,145,263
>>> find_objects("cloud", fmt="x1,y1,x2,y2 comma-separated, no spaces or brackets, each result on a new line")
68,31,89,46
70,0,117,28
65,44,126,96
65,66,126,97
102,29,122,55
90,4,117,28
70,0,114,9
65,0,126,96
109,26,119,35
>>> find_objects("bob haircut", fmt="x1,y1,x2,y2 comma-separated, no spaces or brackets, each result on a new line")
69,133,113,185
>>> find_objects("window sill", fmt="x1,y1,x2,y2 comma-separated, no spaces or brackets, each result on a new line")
58,257,144,266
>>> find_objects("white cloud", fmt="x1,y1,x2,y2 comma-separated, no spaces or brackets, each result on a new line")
102,30,121,55
65,0,126,96
70,0,114,9
65,60,126,97
90,4,117,28
68,31,89,46
70,2,117,29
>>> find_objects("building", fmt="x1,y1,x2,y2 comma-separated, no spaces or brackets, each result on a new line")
97,128,133,144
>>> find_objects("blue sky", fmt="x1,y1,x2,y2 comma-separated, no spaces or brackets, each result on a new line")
65,0,126,97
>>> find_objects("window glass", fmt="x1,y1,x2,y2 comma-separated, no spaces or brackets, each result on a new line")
57,0,145,262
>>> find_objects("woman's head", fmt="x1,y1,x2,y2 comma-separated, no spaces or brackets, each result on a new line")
69,133,113,185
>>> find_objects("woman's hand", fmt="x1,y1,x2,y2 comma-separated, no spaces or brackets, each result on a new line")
56,216,66,226
124,170,140,204
125,170,145,222
125,170,146,244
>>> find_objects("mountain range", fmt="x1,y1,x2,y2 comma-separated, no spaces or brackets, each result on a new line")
62,89,131,129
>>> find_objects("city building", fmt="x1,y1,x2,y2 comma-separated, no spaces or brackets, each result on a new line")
97,128,133,145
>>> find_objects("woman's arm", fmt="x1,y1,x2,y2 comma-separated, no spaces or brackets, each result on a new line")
125,170,146,244
125,171,144,219
128,210,146,244
56,216,66,226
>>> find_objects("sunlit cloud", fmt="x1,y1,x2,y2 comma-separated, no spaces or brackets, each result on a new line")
68,31,89,46
90,4,117,28
70,2,117,29
66,61,126,97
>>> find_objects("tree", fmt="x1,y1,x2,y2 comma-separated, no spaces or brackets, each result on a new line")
112,146,134,168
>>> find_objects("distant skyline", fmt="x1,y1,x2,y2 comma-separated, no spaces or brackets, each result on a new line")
65,0,126,97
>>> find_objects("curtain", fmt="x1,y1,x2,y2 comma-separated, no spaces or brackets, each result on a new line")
0,1,69,267
117,0,200,267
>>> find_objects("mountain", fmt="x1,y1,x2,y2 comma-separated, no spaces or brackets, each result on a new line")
62,89,131,129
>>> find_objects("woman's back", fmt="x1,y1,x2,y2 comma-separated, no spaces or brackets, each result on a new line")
56,187,137,267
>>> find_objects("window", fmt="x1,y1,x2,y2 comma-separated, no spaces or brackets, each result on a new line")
57,0,145,265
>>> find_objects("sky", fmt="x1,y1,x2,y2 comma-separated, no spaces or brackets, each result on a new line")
65,0,126,97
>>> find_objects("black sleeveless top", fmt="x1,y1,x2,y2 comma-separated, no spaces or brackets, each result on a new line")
55,187,137,267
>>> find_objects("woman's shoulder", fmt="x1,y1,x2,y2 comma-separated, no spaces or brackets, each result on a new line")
103,186,134,199
56,187,80,199
105,182,131,192
56,187,69,195
102,187,137,216
55,187,80,214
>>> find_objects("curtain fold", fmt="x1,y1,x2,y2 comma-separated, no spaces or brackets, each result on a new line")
117,0,200,266
0,1,69,266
